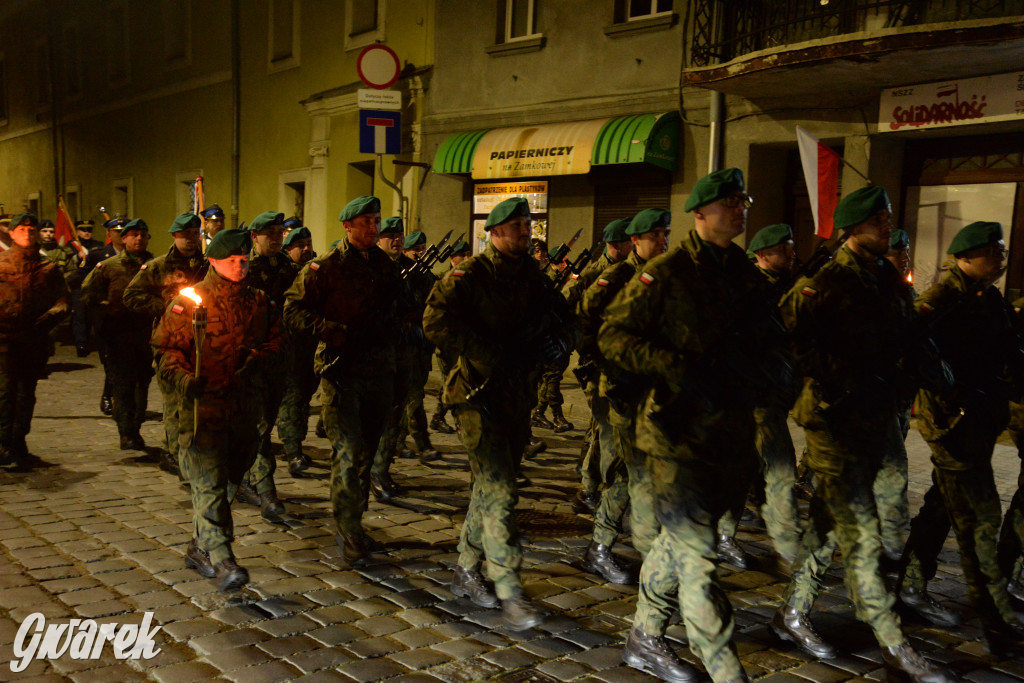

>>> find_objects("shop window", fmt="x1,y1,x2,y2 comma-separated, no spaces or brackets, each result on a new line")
162,0,192,68
605,0,676,37
472,181,549,255
346,0,386,51
107,1,130,85
269,0,300,72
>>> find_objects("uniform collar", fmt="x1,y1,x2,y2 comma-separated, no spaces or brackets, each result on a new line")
482,241,532,275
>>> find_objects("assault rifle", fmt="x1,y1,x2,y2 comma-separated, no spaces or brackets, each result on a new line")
542,229,583,273
401,230,455,280
552,241,602,292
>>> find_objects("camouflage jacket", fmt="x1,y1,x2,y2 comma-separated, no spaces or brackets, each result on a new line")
781,245,914,435
914,266,1021,448
757,266,795,305
247,249,299,325
81,249,154,345
599,230,787,422
67,244,118,290
123,246,208,322
40,242,76,274
564,251,616,316
0,244,71,350
283,238,411,379
152,268,282,406
423,242,580,410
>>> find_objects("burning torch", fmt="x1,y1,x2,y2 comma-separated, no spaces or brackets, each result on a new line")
180,287,206,433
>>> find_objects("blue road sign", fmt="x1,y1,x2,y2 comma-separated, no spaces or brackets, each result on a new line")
359,110,401,155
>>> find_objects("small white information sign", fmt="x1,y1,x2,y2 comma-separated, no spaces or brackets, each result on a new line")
358,89,401,111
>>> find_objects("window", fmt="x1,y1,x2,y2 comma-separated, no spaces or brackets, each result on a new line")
499,0,538,42
62,23,82,100
345,0,385,50
162,0,192,68
269,0,300,72
627,0,672,20
35,40,51,111
107,2,130,85
112,178,133,219
64,185,81,222
176,171,203,214
0,52,7,126
27,192,42,219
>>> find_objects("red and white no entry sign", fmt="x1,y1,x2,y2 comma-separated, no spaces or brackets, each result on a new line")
357,44,401,90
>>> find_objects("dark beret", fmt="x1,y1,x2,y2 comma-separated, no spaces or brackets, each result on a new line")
380,216,404,235
205,228,252,259
339,196,381,222
248,212,285,233
949,221,1002,256
10,212,39,228
122,218,149,233
404,231,426,249
834,186,891,231
602,219,631,243
684,168,745,212
451,238,471,255
747,224,793,255
169,213,201,233
39,219,55,229
283,226,311,247
484,197,530,230
626,209,671,236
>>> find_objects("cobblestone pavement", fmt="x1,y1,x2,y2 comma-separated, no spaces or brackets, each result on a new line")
2,342,1023,683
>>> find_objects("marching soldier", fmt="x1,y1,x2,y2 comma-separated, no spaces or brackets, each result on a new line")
0,213,70,468
124,213,208,474
153,228,282,593
235,212,297,521
284,196,411,567
899,221,1024,655
600,170,789,683
428,238,472,435
772,186,954,683
81,219,154,451
277,225,318,475
38,220,75,271
424,197,579,630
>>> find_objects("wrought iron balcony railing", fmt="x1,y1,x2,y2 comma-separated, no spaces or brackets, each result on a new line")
689,0,1024,67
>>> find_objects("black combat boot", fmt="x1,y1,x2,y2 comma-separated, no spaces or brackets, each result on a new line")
450,565,499,608
429,412,456,434
898,584,961,628
336,532,371,567
771,605,837,659
573,488,599,515
184,539,215,578
716,534,752,569
370,471,400,502
531,404,554,430
583,543,632,584
983,618,1024,657
550,404,573,433
523,437,546,460
881,642,958,683
288,452,312,477
235,480,262,507
259,485,285,523
501,594,547,631
213,558,249,593
622,625,699,683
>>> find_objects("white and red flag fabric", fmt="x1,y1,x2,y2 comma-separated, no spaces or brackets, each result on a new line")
56,195,85,258
796,126,841,239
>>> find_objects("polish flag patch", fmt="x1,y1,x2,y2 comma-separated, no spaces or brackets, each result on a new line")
801,286,818,298
570,273,579,280
171,304,185,315
639,272,655,286
309,262,320,271
453,270,466,278
920,302,934,314
596,278,609,287
140,264,147,270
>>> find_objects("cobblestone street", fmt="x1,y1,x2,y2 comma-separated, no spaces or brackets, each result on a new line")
1,342,1023,683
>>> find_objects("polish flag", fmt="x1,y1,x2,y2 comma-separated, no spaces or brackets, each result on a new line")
56,195,85,258
796,126,841,239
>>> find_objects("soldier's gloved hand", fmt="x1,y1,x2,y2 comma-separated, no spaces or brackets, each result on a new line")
537,334,568,365
181,375,208,401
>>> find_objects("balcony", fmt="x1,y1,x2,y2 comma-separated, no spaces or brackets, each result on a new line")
684,0,1024,98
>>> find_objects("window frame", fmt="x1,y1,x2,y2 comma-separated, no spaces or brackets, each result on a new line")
626,0,673,22
268,0,301,73
502,0,539,43
345,0,386,52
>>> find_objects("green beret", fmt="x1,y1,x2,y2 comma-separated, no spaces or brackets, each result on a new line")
451,238,470,255
339,196,381,222
684,167,745,212
602,219,631,243
626,208,671,236
9,212,38,228
484,197,530,230
834,186,891,231
380,216,404,235
890,229,910,250
949,221,1002,256
169,212,201,233
747,224,793,256
404,230,426,249
283,226,311,247
548,246,562,261
205,228,252,259
122,218,149,233
248,211,284,233
328,239,341,251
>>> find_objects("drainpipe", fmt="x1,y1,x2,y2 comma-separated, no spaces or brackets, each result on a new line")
230,0,241,228
708,90,724,174
377,155,406,222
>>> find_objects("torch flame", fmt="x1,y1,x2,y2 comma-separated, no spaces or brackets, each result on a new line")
180,287,203,306
907,271,913,284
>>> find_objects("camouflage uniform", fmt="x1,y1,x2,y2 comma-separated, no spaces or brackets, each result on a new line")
40,241,76,272
599,231,787,681
276,326,319,460
534,266,573,422
580,251,658,555
423,242,579,599
0,244,70,461
243,249,299,495
900,267,1021,630
283,238,409,538
779,246,913,649
123,246,208,466
152,269,281,563
81,249,155,440
998,297,1024,586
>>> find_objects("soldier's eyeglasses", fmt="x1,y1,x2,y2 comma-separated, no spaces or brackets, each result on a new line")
720,194,754,210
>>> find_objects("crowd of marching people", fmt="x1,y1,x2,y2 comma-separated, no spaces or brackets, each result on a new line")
3,165,1024,682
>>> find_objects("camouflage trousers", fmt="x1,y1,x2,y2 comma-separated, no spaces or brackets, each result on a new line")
633,452,755,683
106,340,153,438
276,352,318,457
402,349,433,452
246,372,286,495
592,399,659,556
373,365,413,477
157,375,181,464
454,403,530,600
903,436,1015,627
178,399,259,564
997,436,1024,582
322,374,393,536
782,425,904,648
0,345,48,452
718,404,801,559
579,418,601,496
536,356,569,407
875,416,910,556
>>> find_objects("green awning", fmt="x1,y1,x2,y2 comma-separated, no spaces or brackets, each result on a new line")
432,111,680,177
